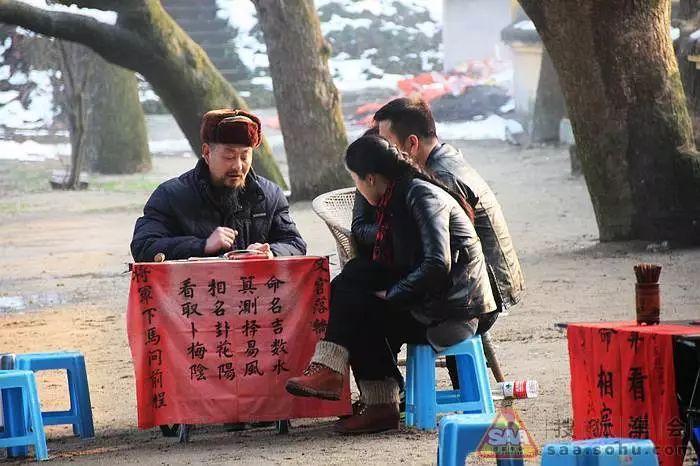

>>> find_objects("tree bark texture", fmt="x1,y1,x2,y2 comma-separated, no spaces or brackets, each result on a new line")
679,0,700,19
0,0,286,188
531,49,567,144
254,0,350,200
520,0,700,244
84,52,151,174
674,9,700,150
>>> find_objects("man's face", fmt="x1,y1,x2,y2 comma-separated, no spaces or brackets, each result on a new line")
377,119,419,160
202,143,252,189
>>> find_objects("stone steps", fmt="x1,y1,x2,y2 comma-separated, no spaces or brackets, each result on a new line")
160,0,251,81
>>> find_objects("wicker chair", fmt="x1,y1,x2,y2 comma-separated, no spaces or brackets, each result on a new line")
311,187,505,383
311,187,358,268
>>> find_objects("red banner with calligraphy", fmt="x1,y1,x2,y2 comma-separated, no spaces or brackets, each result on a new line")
126,256,351,429
568,322,697,466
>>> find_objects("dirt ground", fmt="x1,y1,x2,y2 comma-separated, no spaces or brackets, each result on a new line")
0,140,698,465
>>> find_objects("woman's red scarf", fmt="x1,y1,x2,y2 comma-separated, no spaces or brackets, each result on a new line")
372,182,396,268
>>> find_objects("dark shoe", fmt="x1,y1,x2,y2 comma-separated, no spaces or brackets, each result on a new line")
334,403,399,435
285,363,343,400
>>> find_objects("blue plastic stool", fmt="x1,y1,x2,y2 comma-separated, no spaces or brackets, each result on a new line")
0,370,49,460
438,413,525,466
541,438,659,466
14,352,95,439
405,335,495,430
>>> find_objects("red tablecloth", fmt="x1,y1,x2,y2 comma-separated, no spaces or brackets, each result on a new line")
126,256,351,429
567,321,698,466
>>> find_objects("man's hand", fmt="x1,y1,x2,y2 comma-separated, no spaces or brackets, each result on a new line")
375,290,388,300
247,242,273,258
204,227,237,254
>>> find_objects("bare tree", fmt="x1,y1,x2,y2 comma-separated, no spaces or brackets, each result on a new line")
519,0,700,244
55,40,91,189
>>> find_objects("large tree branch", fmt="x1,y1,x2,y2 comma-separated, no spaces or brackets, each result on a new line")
55,0,133,13
0,0,148,71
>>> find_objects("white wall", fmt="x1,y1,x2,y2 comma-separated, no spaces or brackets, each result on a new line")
442,0,513,70
510,43,543,118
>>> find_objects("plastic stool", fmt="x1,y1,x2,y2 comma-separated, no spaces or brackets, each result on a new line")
541,438,659,466
438,413,524,466
0,370,49,460
405,335,495,431
14,352,94,438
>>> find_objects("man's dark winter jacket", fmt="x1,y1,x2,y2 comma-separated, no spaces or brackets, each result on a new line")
426,143,524,308
131,159,306,262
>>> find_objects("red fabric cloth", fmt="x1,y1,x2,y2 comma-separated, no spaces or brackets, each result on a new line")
127,256,351,429
567,322,698,466
372,181,396,268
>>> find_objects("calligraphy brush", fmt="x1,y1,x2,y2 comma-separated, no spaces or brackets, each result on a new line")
633,263,662,283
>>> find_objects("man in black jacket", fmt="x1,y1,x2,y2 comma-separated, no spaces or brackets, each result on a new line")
130,109,306,263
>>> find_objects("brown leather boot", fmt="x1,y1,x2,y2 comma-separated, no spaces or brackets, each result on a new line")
285,363,343,400
339,400,365,420
334,403,399,434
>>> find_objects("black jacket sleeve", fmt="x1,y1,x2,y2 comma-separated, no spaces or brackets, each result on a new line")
351,191,377,248
386,184,451,304
432,169,479,208
267,185,307,257
130,185,207,262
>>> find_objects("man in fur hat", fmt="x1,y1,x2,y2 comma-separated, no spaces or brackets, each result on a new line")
130,109,306,262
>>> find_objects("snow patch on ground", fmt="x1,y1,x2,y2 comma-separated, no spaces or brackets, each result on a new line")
437,115,524,142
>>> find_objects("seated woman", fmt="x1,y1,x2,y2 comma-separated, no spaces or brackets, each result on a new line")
285,136,496,434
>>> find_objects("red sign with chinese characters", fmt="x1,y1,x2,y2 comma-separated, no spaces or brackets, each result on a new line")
568,322,697,466
127,256,351,429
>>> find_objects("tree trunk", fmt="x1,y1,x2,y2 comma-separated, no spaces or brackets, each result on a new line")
520,0,700,244
253,0,350,200
530,49,566,144
55,40,90,190
680,0,700,19
85,54,150,174
675,9,700,149
0,0,286,188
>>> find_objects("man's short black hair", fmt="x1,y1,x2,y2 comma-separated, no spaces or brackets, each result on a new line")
373,97,437,143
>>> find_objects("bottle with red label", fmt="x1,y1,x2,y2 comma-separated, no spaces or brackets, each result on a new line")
491,380,538,400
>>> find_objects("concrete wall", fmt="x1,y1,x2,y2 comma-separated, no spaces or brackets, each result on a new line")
442,0,513,70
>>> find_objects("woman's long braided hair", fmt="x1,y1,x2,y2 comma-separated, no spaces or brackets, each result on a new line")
345,135,475,223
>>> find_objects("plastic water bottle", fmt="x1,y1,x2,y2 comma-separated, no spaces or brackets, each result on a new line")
492,380,538,400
